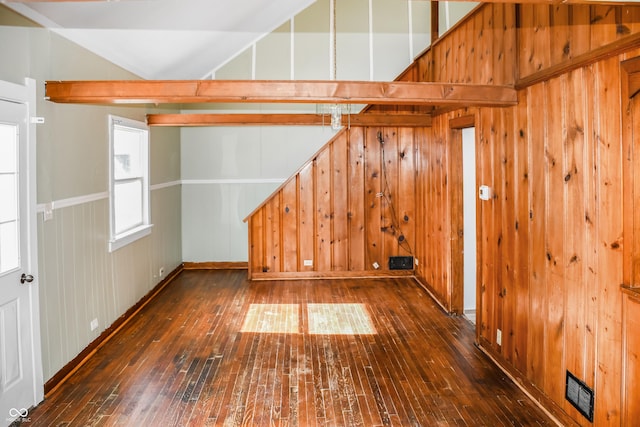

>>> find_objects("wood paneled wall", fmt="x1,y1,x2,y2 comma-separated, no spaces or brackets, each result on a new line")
518,4,640,79
246,126,427,279
417,4,640,426
246,2,640,425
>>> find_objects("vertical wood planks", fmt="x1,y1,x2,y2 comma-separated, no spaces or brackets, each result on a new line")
550,5,571,65
477,110,495,344
365,127,383,269
282,178,298,272
380,128,400,262
348,128,366,271
527,83,547,388
246,126,426,277
513,91,530,374
397,128,416,261
332,136,349,271
563,68,588,392
562,70,590,392
544,76,566,404
249,209,264,275
315,147,332,271
299,163,315,272
500,106,516,363
593,56,623,427
590,5,619,48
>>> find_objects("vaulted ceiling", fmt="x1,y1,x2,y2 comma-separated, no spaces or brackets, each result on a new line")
4,0,315,80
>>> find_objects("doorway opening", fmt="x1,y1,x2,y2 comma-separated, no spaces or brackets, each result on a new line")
462,127,477,324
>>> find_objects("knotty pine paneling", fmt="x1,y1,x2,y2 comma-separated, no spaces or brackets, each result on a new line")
414,54,630,426
452,60,624,425
428,3,517,85
246,127,421,279
245,3,640,425
518,4,640,80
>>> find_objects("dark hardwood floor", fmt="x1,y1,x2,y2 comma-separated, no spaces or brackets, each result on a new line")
25,270,555,426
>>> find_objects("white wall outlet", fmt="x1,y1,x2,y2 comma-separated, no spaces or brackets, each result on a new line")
43,202,54,221
372,262,380,269
496,329,502,346
159,267,165,278
90,318,99,331
414,258,419,266
303,259,313,267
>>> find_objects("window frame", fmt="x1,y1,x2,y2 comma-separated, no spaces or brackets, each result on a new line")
108,115,152,252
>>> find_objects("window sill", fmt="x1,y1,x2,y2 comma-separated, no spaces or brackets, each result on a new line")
109,224,153,252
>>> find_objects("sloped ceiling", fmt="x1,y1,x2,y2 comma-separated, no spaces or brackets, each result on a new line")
4,0,315,80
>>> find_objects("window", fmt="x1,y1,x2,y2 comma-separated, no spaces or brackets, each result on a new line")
0,122,20,273
109,115,151,252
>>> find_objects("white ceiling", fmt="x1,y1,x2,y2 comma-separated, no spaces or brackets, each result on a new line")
5,0,315,80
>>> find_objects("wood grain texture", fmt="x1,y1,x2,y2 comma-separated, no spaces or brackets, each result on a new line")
243,3,640,425
247,127,421,278
26,270,555,427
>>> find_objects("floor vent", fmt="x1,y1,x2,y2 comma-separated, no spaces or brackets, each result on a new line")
565,370,594,422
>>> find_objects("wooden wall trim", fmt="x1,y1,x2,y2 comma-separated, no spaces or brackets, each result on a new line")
449,114,475,129
477,340,578,427
44,264,184,396
516,32,640,90
249,270,414,281
413,275,453,314
183,262,248,270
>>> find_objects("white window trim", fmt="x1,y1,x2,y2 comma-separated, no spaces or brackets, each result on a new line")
108,115,152,252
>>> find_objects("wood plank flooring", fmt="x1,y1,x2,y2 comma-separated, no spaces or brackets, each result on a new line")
24,270,555,426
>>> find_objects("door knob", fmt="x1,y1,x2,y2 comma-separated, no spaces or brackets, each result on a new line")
20,273,34,284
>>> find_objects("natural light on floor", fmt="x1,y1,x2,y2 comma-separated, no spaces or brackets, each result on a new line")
240,303,376,335
240,304,300,334
307,303,376,335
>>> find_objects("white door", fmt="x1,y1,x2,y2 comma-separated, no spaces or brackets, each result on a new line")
0,79,43,426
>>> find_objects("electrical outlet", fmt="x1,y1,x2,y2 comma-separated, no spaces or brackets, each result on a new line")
372,262,380,269
303,260,313,267
159,267,165,277
90,318,99,331
496,329,502,346
414,258,419,266
44,202,54,221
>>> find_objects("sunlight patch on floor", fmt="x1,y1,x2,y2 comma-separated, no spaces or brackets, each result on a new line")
240,304,300,333
307,303,376,335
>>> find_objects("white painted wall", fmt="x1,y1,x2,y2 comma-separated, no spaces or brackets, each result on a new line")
181,123,330,261
0,6,182,381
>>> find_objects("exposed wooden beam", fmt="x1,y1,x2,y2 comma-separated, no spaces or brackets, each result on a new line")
449,114,475,129
410,0,640,3
146,113,432,127
45,80,517,107
14,0,640,3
